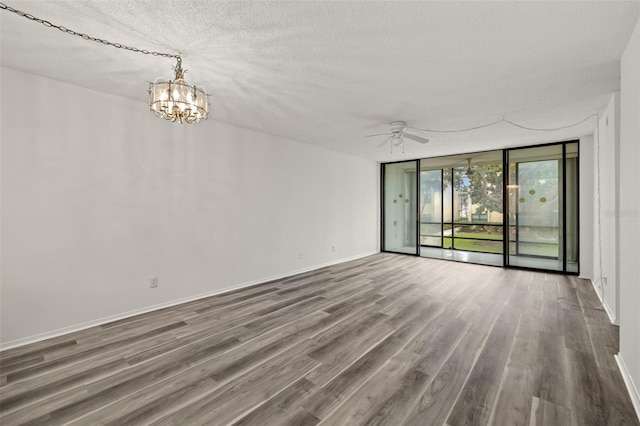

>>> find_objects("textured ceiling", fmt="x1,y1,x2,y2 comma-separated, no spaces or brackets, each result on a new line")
1,1,638,161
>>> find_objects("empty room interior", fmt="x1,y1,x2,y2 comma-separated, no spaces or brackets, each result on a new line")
2,1,640,425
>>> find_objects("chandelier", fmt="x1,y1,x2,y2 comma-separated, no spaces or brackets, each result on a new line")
1,2,209,124
149,57,209,123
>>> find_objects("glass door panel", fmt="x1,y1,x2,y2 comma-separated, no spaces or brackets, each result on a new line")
506,143,578,272
442,152,504,254
514,159,560,258
456,154,504,255
382,161,418,254
419,168,442,246
418,151,503,264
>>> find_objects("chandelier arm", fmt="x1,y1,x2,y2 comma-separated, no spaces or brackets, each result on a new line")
0,2,180,59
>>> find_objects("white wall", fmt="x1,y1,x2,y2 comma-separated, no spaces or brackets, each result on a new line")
618,16,640,417
579,136,594,281
0,67,379,347
593,93,620,323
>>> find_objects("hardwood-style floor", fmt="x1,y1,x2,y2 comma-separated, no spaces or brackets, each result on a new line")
1,253,638,426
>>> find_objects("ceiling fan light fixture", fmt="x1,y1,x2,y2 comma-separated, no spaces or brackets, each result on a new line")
367,120,429,152
466,158,474,175
149,57,209,124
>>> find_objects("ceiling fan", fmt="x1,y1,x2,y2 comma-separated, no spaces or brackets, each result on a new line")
466,158,474,175
366,121,429,152
452,157,479,175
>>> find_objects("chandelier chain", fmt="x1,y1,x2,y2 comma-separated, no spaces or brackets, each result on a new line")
0,2,180,59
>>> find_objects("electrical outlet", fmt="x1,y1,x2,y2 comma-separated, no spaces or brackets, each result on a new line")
298,252,303,260
332,246,336,252
150,277,159,288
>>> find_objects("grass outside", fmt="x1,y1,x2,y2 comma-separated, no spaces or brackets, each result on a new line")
449,232,503,240
422,229,559,256
443,237,503,254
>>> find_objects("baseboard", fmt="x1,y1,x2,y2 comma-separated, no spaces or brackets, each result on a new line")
0,251,379,351
589,278,617,324
615,353,640,422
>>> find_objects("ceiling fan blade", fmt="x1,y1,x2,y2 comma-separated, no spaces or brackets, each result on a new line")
405,126,430,134
403,133,429,144
377,136,393,148
365,132,392,138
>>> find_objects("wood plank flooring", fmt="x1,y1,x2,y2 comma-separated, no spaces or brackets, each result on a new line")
1,253,638,426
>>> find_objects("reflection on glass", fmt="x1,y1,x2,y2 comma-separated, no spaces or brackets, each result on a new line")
443,168,453,223
514,160,560,258
383,161,418,254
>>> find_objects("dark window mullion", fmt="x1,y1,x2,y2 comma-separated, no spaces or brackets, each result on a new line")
503,149,508,267
562,143,567,272
440,168,444,249
415,160,420,256
451,168,455,248
515,162,520,257
380,163,385,252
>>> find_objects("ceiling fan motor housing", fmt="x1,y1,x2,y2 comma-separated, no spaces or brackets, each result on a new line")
388,121,407,133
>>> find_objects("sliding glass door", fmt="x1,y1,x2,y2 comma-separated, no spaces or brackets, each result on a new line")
506,142,579,272
381,141,579,273
382,161,418,254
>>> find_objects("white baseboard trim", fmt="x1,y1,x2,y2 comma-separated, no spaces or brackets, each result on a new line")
589,278,617,324
615,353,640,423
602,300,616,325
0,251,379,351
